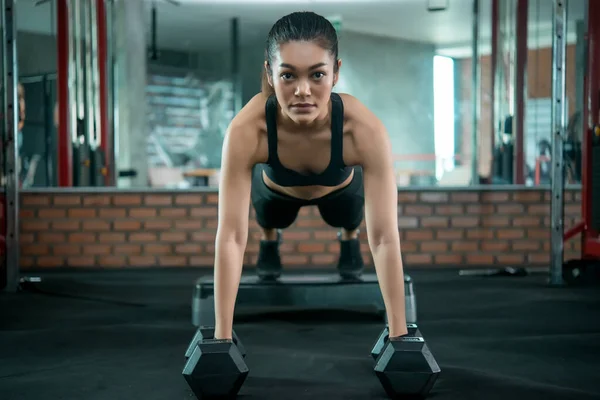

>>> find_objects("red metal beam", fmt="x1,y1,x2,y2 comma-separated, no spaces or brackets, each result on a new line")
514,0,528,185
96,0,111,186
56,0,72,187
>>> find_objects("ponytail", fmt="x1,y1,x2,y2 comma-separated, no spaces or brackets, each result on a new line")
261,66,275,96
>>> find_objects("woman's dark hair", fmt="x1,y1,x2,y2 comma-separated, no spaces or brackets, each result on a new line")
261,11,339,95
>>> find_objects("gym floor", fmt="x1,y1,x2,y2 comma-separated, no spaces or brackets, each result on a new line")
1,267,599,400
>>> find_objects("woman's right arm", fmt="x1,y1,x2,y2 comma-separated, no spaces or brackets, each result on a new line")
213,120,257,340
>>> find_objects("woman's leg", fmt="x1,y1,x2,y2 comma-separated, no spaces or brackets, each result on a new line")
251,165,304,280
316,167,365,279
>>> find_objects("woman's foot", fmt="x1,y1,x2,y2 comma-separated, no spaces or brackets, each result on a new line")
256,230,282,280
337,231,364,280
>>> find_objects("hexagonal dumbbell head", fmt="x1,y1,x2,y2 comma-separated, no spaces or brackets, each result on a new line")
185,326,247,359
370,324,421,360
373,336,440,398
182,339,249,399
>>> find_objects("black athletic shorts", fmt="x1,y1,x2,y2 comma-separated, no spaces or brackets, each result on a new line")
251,164,365,231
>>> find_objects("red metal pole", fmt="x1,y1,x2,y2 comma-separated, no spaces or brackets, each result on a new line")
514,0,528,185
584,0,600,256
56,0,72,187
96,0,111,186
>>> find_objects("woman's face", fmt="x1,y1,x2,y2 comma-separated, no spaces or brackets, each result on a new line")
266,41,340,126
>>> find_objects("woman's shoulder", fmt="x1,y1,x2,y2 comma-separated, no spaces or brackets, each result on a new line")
229,93,269,136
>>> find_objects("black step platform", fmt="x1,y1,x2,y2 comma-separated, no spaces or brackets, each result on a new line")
191,271,417,326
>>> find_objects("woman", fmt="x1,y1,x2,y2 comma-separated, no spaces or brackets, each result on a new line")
214,11,408,340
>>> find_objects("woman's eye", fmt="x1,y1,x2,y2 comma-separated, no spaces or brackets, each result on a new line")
313,72,325,79
281,73,294,80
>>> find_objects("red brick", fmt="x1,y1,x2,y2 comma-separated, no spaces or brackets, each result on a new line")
420,241,448,252
160,208,187,218
37,256,64,267
297,219,327,228
20,233,35,243
99,208,127,218
206,194,219,204
19,209,35,218
38,209,67,218
113,195,142,206
421,217,448,228
451,217,479,228
114,220,142,231
314,231,338,240
160,232,187,242
513,216,542,227
98,256,126,267
298,243,326,253
466,229,494,239
129,256,157,266
481,217,510,227
512,241,541,251
159,256,187,266
400,242,418,252
284,231,311,241
437,229,464,240
22,195,51,206
528,253,550,264
176,244,202,254
496,229,525,239
68,208,97,218
130,233,158,242
527,229,550,239
404,205,433,216
312,254,337,264
527,204,549,215
466,204,495,215
450,192,479,202
39,233,66,243
52,220,80,231
512,191,542,202
497,204,525,214
21,244,50,255
99,233,126,243
466,254,494,264
68,233,96,243
282,255,309,265
175,194,203,205
144,244,172,254
83,245,111,255
83,195,111,206
175,220,203,230
115,244,142,255
191,231,216,242
405,254,432,264
19,257,35,268
53,245,81,255
397,193,418,203
53,196,81,206
145,195,173,206
435,254,463,264
496,254,525,264
420,192,448,203
145,220,172,230
452,242,478,251
480,192,510,202
21,220,50,232
436,205,463,215
191,207,218,217
129,208,157,218
83,220,111,231
405,230,434,241
481,241,510,252
298,208,312,217
398,217,419,228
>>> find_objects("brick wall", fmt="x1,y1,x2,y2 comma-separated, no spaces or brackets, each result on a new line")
16,188,582,269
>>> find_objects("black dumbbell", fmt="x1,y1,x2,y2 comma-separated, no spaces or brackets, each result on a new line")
185,326,246,359
370,323,420,360
374,335,441,399
182,327,249,399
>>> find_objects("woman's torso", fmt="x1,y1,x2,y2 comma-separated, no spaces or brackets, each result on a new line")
245,92,362,200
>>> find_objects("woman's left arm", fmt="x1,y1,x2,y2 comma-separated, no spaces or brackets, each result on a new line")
355,106,408,338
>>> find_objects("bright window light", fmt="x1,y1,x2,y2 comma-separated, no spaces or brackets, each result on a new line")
433,55,455,181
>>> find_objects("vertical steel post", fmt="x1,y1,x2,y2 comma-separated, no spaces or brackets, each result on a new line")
471,0,480,184
550,0,568,286
1,0,20,292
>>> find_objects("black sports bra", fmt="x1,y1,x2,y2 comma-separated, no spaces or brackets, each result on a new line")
261,92,353,187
